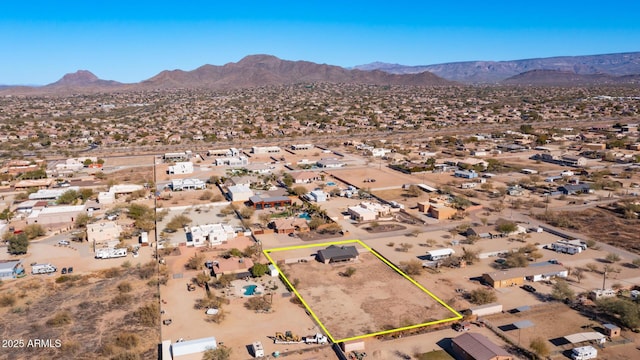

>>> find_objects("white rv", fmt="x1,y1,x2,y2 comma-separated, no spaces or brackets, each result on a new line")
32,263,57,275
426,248,455,261
571,345,597,360
95,248,128,259
251,341,264,358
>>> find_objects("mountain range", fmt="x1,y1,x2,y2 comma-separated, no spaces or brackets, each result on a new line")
1,52,639,94
354,52,640,83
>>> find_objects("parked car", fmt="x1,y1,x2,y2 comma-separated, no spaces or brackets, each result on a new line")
67,267,73,274
58,240,70,246
522,284,536,293
61,268,67,274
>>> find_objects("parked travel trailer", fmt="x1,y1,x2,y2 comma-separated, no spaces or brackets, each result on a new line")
95,248,128,259
549,242,582,254
251,341,264,358
31,263,57,275
426,248,455,261
571,345,597,360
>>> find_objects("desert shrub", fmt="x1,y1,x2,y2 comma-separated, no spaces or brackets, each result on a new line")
185,252,206,270
103,267,122,278
195,293,227,310
133,302,159,327
111,352,140,360
245,296,271,311
117,282,133,293
114,332,140,349
59,340,81,356
138,261,157,279
468,288,497,305
111,293,133,307
399,259,423,275
46,310,73,327
203,347,232,360
0,293,17,307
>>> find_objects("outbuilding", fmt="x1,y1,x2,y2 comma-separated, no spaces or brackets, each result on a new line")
0,260,24,280
451,332,512,360
171,336,217,358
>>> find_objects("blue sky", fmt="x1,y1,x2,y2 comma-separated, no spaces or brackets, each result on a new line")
2,1,639,84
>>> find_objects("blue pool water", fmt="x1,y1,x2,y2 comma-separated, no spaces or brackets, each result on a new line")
243,285,257,296
326,182,336,186
299,212,311,220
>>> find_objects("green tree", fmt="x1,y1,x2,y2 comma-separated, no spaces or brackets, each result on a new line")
291,186,307,196
504,252,528,268
597,298,640,329
250,263,269,277
0,207,14,221
8,233,29,255
23,224,45,239
406,185,422,197
496,221,517,235
57,189,79,205
550,279,575,301
79,188,94,202
460,247,480,265
75,213,91,228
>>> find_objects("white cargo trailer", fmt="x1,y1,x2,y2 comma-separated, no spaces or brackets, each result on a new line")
95,248,127,259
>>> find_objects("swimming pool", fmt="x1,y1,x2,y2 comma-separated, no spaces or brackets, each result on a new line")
326,182,336,186
243,285,257,296
298,212,311,220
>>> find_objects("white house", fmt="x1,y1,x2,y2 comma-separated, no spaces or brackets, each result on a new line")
251,146,281,154
370,148,391,157
308,190,328,202
170,178,206,191
167,161,194,175
186,223,236,246
214,156,249,166
317,158,345,168
347,205,377,222
227,185,254,202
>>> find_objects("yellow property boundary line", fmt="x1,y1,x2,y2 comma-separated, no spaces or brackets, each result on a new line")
263,239,462,344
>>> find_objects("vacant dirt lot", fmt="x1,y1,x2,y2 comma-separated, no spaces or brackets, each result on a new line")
273,247,459,341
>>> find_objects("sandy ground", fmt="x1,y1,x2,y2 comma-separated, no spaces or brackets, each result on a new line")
271,248,458,342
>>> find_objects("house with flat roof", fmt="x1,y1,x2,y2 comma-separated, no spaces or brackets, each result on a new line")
214,156,249,166
317,245,359,264
186,223,237,246
87,221,122,248
167,161,194,175
170,178,206,191
316,158,345,168
227,184,254,202
251,146,281,154
452,332,512,360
